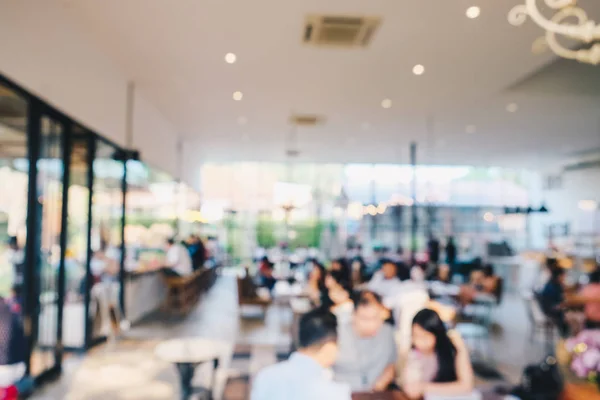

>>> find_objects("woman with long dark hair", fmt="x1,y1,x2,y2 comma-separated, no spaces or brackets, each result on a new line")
331,258,352,289
305,260,327,306
403,309,474,398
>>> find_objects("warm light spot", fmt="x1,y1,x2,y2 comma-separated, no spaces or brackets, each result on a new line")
578,200,598,211
413,64,425,75
483,212,495,222
225,53,237,64
466,6,481,19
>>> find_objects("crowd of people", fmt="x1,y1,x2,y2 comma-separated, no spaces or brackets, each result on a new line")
248,244,600,399
249,243,487,400
252,292,474,399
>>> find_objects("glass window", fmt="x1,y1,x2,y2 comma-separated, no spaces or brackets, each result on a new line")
89,140,124,342
33,114,64,376
0,82,28,298
61,126,92,349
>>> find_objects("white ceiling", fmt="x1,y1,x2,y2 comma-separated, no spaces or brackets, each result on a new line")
57,0,600,168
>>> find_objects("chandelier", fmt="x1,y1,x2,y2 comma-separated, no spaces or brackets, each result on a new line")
508,0,600,65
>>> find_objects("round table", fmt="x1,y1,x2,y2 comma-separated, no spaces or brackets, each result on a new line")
155,337,230,400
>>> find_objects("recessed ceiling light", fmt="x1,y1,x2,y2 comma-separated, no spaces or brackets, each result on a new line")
466,125,476,134
237,116,248,125
466,6,481,19
225,53,237,64
381,99,392,109
506,103,518,113
233,91,243,101
412,64,425,75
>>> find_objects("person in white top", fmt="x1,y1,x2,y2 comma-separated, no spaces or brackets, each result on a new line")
164,238,193,277
368,260,403,299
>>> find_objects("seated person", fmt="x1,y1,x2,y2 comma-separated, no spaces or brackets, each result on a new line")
331,258,352,289
539,267,568,337
403,309,474,399
459,264,499,305
0,299,26,389
428,264,451,284
396,261,411,281
186,234,206,271
565,267,600,330
326,275,355,323
368,259,403,299
163,238,193,277
251,309,351,400
350,256,368,286
305,260,326,305
334,290,397,392
258,256,276,292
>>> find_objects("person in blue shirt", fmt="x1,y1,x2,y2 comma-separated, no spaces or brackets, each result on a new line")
539,267,568,336
251,309,351,400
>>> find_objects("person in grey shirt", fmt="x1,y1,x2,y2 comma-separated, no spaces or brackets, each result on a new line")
251,309,351,400
334,290,398,392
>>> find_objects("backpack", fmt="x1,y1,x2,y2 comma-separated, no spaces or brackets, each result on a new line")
511,358,563,400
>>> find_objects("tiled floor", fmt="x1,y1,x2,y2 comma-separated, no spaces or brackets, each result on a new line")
31,276,547,399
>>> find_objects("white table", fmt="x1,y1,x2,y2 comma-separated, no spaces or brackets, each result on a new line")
155,337,230,400
427,281,461,297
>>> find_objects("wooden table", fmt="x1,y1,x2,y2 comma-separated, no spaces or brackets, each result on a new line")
155,337,230,400
561,382,600,400
556,340,600,400
352,391,408,400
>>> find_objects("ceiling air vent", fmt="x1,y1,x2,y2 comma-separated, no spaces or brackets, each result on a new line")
303,15,381,48
289,114,325,127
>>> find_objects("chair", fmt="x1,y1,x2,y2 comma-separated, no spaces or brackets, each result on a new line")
163,270,204,315
454,322,492,362
236,276,271,317
462,277,504,327
523,291,556,352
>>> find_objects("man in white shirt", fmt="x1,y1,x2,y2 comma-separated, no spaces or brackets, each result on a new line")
251,309,351,400
368,259,403,299
164,238,193,277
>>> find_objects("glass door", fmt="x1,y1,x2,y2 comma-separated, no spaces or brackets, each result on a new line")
88,139,124,345
61,126,92,349
30,112,67,377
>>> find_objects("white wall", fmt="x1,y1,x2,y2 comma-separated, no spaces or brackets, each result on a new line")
0,1,187,181
529,167,600,251
131,91,178,177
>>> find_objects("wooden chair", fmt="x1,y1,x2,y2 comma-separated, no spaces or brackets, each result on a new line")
236,276,271,317
163,269,207,315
